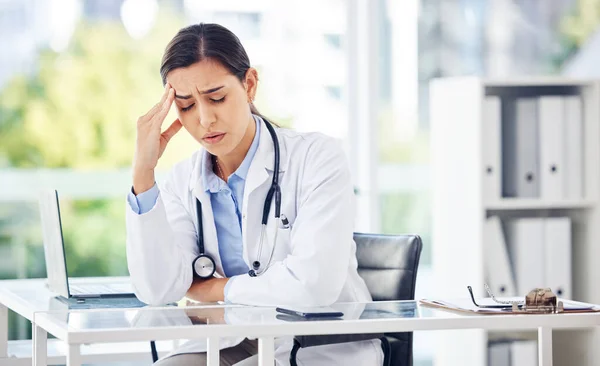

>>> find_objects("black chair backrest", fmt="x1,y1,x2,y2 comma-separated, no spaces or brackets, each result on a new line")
354,233,423,366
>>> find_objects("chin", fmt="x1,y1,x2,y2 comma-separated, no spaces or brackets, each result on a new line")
200,142,231,157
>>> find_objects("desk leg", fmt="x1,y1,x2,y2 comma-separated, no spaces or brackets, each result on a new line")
258,337,275,366
32,323,47,366
538,327,553,366
207,337,220,366
0,304,7,357
67,344,82,366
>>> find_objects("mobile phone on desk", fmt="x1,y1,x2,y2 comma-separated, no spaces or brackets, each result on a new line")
275,306,344,319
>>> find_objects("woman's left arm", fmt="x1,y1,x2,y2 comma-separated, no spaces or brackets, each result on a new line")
225,137,355,307
186,277,229,303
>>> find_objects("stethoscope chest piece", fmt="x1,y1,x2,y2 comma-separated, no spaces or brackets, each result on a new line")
193,254,216,279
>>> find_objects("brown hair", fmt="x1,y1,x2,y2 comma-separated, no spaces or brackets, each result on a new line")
160,23,263,118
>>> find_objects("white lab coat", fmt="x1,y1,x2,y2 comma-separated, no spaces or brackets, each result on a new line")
125,119,383,365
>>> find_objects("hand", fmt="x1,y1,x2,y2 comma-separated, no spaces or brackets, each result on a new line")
133,83,182,194
186,277,229,303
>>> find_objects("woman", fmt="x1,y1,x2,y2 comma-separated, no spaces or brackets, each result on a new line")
126,23,382,365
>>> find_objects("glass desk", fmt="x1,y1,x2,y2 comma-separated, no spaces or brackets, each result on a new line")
31,300,600,366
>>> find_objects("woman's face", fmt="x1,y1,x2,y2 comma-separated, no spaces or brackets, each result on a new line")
166,59,257,157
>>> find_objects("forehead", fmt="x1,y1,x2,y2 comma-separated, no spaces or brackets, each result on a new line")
166,59,237,93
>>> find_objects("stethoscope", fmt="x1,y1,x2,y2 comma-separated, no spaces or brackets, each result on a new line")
192,118,289,279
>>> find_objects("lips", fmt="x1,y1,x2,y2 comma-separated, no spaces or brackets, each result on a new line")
202,133,225,144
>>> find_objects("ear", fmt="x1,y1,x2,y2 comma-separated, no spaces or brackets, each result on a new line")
244,68,259,102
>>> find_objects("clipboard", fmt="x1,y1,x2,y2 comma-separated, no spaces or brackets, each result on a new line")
420,286,600,315
419,298,600,315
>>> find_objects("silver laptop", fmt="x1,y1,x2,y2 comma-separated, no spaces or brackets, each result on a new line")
39,189,136,299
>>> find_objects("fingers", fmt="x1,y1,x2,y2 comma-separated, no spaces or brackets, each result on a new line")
159,82,171,105
161,118,183,143
152,88,175,126
142,83,172,120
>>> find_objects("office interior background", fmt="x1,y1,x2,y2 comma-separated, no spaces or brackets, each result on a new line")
1,0,598,365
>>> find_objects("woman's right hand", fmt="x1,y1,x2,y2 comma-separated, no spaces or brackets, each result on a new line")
133,83,183,194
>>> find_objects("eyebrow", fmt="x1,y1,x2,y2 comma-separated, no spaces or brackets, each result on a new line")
175,86,224,99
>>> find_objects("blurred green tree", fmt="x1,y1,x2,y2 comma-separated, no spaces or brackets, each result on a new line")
0,14,199,278
552,0,600,69
562,0,600,47
0,16,200,169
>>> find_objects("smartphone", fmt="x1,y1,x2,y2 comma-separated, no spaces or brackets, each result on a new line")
275,306,344,319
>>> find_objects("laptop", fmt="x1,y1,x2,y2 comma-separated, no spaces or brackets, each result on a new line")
39,189,136,299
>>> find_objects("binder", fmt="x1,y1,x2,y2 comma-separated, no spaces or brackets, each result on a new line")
505,218,545,295
544,217,572,299
538,96,565,200
502,98,540,198
511,340,537,366
483,96,502,202
488,342,510,366
564,96,584,199
484,216,516,296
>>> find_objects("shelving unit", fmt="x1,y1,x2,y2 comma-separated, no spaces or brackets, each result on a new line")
485,198,595,211
430,76,600,366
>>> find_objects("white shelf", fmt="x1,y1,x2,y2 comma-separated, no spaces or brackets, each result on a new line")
485,199,595,211
482,77,595,87
431,76,600,366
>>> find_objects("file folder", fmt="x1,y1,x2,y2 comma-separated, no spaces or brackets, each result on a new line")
502,98,540,198
544,217,572,299
489,342,510,366
538,96,565,200
505,218,544,295
483,96,502,202
511,340,537,366
564,96,584,199
484,216,516,296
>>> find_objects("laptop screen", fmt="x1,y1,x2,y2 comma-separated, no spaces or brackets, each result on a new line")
39,190,71,298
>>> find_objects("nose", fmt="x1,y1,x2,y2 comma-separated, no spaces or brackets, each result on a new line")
198,102,216,129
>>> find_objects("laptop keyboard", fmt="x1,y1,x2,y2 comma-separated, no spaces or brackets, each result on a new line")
70,283,132,295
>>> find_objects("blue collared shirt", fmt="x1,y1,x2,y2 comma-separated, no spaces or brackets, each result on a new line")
127,115,262,300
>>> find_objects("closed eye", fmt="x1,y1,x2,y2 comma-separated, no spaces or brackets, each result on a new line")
181,104,195,112
210,96,226,104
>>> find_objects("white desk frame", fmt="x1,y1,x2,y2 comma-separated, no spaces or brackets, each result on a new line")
31,304,600,366
0,277,176,365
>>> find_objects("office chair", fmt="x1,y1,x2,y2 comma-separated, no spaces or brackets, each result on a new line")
290,233,423,366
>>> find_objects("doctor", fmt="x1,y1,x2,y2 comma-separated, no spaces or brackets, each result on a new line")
126,23,382,365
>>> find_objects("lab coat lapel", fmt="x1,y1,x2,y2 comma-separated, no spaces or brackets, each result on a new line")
243,119,289,200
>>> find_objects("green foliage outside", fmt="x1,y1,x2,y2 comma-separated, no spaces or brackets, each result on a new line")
0,15,193,285
551,0,600,71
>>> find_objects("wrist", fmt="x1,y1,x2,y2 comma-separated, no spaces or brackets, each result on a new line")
133,169,155,195
217,277,229,302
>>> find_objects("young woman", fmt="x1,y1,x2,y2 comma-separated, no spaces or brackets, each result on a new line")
126,23,382,365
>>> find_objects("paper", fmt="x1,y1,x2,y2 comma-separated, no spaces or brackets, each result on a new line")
420,297,599,315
